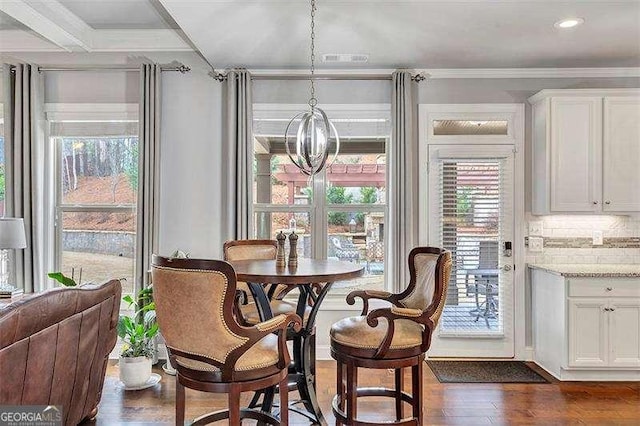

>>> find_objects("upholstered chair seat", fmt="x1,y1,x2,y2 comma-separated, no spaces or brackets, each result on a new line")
330,314,424,356
330,247,452,426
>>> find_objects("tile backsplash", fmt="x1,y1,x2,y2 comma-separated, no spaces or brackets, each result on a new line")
525,215,640,265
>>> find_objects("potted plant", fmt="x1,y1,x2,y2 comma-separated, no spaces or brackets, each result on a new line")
117,289,159,388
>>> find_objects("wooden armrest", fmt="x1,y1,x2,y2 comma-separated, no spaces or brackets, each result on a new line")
346,289,401,316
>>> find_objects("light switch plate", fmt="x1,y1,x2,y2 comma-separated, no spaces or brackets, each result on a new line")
528,221,544,236
529,236,544,252
593,230,604,245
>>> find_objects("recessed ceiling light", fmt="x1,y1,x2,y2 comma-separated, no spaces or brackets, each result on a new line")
554,18,585,29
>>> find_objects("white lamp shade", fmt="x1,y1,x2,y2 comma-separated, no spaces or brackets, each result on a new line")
0,218,27,249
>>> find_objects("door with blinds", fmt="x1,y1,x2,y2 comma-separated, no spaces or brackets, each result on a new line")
427,145,515,358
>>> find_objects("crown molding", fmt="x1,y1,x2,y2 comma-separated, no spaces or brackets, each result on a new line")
248,67,640,80
527,88,640,104
419,68,640,79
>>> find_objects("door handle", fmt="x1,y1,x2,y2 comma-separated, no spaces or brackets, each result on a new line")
502,265,512,272
606,287,613,291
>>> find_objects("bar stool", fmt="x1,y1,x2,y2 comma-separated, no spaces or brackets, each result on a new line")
330,247,452,425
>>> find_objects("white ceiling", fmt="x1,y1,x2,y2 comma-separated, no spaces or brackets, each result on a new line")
159,0,640,69
59,0,179,29
0,0,638,69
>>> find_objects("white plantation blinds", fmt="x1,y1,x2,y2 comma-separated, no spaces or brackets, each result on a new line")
436,157,513,335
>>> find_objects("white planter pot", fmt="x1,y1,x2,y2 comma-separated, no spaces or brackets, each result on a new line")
119,356,152,388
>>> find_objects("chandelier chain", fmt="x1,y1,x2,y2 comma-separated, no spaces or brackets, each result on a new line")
309,0,317,107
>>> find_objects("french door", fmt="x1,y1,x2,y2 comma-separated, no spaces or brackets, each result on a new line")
427,145,515,358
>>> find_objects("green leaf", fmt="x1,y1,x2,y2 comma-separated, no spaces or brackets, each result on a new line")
47,272,77,287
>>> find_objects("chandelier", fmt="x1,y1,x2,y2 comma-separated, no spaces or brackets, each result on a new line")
284,0,339,177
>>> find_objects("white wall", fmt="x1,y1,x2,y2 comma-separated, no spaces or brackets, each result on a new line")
158,68,222,258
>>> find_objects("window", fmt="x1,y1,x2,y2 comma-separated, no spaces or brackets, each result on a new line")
50,109,138,297
252,105,389,294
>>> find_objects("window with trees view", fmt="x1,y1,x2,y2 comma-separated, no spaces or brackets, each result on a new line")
252,105,389,294
52,119,138,297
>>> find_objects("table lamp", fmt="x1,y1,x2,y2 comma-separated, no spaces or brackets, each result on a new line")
0,218,27,297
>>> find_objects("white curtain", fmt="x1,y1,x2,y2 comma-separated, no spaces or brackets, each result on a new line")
222,69,253,240
136,64,161,291
389,70,419,291
2,63,45,293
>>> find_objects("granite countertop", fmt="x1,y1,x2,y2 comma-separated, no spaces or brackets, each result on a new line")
528,264,640,278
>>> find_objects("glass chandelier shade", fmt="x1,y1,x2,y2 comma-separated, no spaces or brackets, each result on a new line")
284,0,339,177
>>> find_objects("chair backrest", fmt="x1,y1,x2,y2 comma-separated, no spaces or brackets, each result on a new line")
0,280,121,425
223,239,277,261
398,247,452,322
478,240,499,269
151,256,248,367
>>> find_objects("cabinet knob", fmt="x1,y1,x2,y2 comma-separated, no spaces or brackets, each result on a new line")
593,201,598,205
605,201,611,205
606,287,613,291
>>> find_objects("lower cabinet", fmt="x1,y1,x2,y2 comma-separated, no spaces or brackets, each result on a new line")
569,298,640,368
609,299,640,367
568,299,608,367
532,268,640,381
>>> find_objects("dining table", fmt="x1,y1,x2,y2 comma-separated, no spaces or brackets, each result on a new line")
228,258,364,425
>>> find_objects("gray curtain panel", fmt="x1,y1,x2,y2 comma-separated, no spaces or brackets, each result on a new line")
136,63,161,291
223,69,253,240
389,70,419,291
2,63,45,293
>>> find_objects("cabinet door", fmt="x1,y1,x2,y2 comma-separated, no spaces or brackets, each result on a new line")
603,97,640,212
568,299,608,367
609,299,640,367
550,97,602,212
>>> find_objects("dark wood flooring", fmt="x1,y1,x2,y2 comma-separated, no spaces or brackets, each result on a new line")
86,361,640,425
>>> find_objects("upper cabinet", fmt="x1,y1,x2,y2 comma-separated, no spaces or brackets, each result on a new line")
529,89,640,215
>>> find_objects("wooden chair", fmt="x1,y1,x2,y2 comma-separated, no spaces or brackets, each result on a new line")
223,239,311,326
151,256,301,425
330,247,452,426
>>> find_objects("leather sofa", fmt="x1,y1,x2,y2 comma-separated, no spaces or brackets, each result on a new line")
0,280,121,425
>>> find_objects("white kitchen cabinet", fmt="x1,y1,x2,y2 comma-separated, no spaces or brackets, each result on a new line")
529,89,640,214
609,299,640,367
568,299,608,367
531,266,640,381
603,97,640,212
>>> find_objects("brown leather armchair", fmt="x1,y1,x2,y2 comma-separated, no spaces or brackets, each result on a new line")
330,247,452,425
151,256,301,425
0,280,122,425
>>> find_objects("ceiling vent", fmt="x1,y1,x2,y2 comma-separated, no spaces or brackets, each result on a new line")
322,54,369,63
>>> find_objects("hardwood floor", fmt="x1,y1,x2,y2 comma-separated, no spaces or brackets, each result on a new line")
86,361,640,425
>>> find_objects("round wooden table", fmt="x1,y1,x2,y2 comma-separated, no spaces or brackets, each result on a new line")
229,258,364,425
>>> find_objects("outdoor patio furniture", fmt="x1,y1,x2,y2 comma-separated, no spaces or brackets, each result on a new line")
463,241,499,328
332,237,360,263
365,241,384,274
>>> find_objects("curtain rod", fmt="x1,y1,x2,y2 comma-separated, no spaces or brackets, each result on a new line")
4,64,191,73
248,73,425,82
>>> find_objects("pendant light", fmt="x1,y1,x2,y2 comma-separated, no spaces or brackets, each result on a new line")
284,0,339,177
